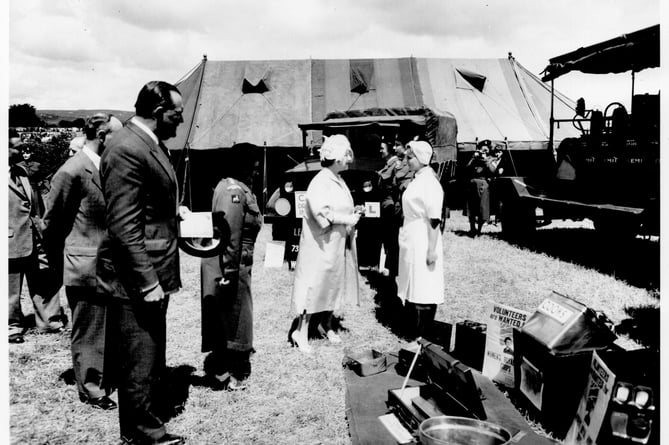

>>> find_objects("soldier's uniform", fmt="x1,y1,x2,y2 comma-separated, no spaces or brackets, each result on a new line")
377,154,414,278
201,177,262,381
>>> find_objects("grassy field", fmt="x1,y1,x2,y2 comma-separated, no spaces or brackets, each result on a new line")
8,211,659,444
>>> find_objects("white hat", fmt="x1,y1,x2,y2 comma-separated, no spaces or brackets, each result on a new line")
319,134,352,162
407,140,432,165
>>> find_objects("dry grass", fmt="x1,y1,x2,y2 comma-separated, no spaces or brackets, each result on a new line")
8,211,658,444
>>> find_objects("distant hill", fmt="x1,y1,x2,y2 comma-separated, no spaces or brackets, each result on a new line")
37,109,134,126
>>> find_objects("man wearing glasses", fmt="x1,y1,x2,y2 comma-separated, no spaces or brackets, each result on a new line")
97,81,186,445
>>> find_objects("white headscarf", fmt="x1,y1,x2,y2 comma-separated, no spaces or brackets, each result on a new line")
319,134,352,162
407,140,433,165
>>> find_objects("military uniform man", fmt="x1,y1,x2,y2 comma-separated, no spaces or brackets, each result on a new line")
377,140,414,279
201,154,262,391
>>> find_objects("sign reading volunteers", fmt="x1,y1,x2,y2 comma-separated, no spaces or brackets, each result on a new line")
482,301,530,387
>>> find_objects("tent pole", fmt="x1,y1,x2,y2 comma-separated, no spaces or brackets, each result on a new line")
548,80,555,155
263,141,268,214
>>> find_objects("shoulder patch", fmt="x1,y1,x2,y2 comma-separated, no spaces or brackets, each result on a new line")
231,194,241,203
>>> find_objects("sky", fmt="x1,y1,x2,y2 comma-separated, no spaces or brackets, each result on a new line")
7,0,663,112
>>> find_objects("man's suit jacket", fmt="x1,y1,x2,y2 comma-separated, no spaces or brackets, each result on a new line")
43,150,106,288
9,163,41,259
96,121,181,300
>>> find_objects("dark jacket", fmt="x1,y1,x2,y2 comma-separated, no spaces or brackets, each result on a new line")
8,163,43,259
96,121,181,300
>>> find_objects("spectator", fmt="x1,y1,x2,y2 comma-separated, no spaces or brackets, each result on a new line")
43,113,123,410
201,146,262,391
397,141,445,347
377,141,401,279
465,140,496,236
289,135,363,354
96,81,186,445
393,140,414,194
8,129,65,344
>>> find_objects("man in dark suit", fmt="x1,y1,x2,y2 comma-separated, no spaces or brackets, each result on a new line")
9,129,64,344
97,81,185,445
44,113,123,410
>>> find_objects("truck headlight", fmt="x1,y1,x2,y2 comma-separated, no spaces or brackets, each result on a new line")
275,197,292,216
284,181,294,193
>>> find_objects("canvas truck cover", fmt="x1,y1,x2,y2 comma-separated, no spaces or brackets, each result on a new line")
541,24,660,81
299,107,458,163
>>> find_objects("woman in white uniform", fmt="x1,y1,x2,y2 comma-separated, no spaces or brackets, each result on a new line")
397,140,445,343
289,135,363,354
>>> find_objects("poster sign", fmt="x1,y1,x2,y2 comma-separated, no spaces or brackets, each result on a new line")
564,352,616,445
264,241,286,268
294,191,307,219
482,301,530,387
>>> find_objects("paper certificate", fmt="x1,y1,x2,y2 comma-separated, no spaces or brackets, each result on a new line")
179,212,214,238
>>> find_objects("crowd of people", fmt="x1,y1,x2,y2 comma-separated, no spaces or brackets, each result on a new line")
9,80,451,445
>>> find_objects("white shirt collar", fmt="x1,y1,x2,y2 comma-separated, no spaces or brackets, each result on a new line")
131,117,159,145
82,145,101,170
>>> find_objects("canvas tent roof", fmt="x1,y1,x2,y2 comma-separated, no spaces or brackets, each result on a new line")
166,55,578,152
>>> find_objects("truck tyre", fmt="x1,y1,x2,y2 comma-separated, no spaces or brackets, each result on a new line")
500,199,536,240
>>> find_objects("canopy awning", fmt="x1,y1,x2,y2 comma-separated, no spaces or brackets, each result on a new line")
541,24,659,82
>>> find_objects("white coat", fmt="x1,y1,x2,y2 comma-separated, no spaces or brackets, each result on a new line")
397,166,445,305
291,168,360,314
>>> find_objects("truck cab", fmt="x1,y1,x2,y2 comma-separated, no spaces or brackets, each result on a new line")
494,24,660,239
266,107,457,264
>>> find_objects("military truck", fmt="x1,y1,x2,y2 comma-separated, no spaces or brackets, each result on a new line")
266,107,457,263
493,24,659,239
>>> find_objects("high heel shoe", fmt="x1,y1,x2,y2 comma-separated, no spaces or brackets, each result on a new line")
326,330,342,344
317,325,342,344
290,330,313,354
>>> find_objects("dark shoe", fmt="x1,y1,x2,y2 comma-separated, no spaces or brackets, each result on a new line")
80,394,117,410
227,376,248,391
205,371,231,391
8,333,24,344
121,433,186,445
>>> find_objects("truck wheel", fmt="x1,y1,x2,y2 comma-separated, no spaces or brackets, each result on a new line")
500,199,536,239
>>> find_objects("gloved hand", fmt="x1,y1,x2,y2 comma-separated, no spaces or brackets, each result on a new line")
334,212,361,226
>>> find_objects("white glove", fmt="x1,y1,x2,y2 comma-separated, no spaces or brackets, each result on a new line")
333,212,361,226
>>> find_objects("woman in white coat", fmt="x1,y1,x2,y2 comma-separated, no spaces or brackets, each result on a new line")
397,141,445,344
289,135,363,354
